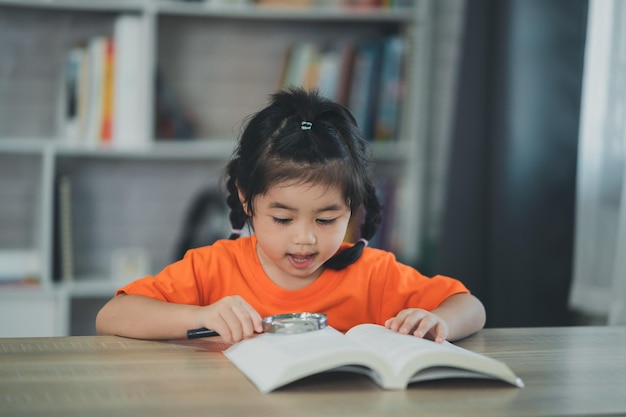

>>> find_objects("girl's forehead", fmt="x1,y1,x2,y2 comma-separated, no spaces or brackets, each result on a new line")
266,180,343,196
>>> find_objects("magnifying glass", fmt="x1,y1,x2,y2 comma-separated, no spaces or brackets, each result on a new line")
187,312,328,339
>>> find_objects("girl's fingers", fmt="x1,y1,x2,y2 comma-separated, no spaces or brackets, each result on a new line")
412,314,435,338
385,309,418,332
210,296,263,342
399,310,428,335
386,308,449,342
420,320,448,343
229,304,259,341
218,309,243,343
242,303,264,334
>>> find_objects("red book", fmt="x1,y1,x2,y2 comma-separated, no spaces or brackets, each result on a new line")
100,38,115,144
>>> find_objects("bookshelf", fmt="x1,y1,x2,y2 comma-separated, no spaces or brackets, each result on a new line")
0,0,433,336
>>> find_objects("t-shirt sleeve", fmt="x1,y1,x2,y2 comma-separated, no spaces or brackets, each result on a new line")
115,250,203,305
375,252,470,321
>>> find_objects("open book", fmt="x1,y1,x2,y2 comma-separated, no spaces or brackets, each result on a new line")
224,324,524,393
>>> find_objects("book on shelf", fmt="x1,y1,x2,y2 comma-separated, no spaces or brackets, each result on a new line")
317,42,356,106
113,14,148,149
76,43,91,144
62,46,83,143
334,43,357,106
61,14,147,149
315,46,341,100
277,35,404,141
374,35,406,141
348,38,383,140
225,324,524,393
99,38,115,144
278,41,356,106
83,36,106,147
279,42,319,91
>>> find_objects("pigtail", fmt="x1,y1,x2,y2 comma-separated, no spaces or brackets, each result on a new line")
358,180,382,242
225,160,248,240
324,180,382,270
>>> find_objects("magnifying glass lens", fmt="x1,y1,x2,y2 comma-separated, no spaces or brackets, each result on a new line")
262,313,327,335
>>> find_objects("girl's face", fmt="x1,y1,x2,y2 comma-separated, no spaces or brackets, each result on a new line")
247,181,351,290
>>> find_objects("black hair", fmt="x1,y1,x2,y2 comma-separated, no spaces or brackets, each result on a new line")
224,88,382,270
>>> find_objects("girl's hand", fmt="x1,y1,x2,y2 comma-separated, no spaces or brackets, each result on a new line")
196,295,263,343
384,308,449,343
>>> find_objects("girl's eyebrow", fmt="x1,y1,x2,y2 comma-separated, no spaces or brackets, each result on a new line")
269,202,344,213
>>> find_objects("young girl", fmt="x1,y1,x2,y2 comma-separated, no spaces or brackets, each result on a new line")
96,88,485,344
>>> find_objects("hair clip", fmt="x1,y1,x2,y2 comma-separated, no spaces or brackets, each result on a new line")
301,121,313,130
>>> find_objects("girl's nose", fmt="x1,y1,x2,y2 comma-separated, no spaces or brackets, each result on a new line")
293,224,317,245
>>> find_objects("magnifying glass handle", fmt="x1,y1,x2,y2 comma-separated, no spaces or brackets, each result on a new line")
187,327,219,339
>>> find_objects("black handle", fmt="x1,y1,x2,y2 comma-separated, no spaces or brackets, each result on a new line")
187,327,219,339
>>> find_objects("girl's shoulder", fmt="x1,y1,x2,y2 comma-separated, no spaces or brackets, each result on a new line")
351,245,432,282
337,243,399,272
359,245,398,263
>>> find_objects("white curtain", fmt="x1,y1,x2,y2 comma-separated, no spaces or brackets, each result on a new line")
570,0,626,325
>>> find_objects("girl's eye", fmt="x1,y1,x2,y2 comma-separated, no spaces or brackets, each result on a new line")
317,218,337,226
272,217,291,225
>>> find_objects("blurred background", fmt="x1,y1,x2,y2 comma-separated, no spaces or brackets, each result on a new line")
0,0,624,336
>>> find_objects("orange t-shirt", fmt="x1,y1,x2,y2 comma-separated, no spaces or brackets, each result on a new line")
117,236,469,332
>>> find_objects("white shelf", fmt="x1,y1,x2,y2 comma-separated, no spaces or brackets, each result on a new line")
0,0,145,12
0,138,407,161
0,139,53,153
155,1,415,22
0,0,415,20
54,139,238,160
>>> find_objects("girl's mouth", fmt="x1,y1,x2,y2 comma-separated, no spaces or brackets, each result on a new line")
288,253,316,270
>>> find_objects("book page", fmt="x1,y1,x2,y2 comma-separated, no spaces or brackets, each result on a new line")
224,327,389,393
346,324,524,388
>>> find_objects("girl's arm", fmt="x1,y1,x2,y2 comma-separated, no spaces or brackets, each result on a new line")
95,293,263,343
384,293,486,342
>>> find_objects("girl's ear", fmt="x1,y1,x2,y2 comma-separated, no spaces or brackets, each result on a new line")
237,186,250,216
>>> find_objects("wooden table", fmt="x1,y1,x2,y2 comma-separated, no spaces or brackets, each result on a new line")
1,326,625,417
